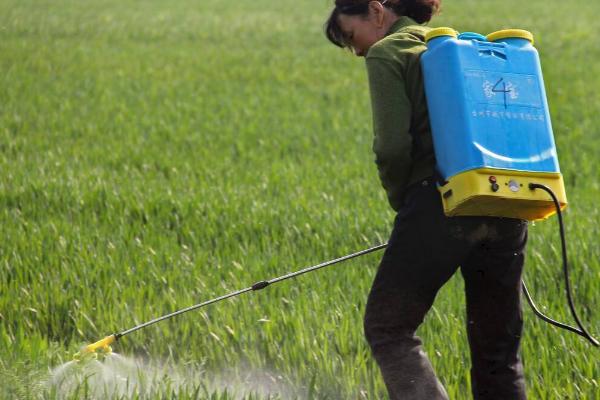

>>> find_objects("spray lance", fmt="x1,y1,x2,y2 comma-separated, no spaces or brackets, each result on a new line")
74,243,387,360
74,183,597,361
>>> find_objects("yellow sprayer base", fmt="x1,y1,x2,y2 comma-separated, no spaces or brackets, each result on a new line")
438,169,567,221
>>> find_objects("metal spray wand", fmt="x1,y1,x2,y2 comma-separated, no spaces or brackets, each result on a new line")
74,243,388,359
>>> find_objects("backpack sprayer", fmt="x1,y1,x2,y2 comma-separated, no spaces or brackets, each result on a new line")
74,27,598,360
420,27,597,346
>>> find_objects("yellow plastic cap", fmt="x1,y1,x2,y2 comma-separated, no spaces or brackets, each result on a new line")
487,29,534,45
425,27,458,42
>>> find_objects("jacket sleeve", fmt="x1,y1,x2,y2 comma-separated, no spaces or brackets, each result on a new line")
365,55,413,211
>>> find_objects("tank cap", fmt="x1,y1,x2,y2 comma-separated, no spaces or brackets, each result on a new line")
487,29,534,45
425,27,458,43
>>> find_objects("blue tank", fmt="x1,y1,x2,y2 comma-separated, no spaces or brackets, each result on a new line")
421,28,560,180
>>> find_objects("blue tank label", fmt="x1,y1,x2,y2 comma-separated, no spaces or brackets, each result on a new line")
465,70,542,108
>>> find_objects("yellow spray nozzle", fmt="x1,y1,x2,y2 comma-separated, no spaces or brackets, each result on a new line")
73,334,116,361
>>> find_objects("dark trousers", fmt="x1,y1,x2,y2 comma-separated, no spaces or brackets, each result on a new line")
365,179,528,400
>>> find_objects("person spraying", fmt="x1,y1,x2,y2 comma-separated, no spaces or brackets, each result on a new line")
72,2,596,398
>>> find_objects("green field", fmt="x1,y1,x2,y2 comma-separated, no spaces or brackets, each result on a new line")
1,0,599,398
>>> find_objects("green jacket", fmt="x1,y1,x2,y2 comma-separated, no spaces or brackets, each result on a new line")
365,17,436,211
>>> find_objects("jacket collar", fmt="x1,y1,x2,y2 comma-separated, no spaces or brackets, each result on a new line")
385,16,419,36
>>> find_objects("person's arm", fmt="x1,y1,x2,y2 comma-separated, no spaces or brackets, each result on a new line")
365,55,413,211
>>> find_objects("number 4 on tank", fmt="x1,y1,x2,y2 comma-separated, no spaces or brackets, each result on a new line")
490,77,518,109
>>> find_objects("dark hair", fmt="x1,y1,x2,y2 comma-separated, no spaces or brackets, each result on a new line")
325,0,442,48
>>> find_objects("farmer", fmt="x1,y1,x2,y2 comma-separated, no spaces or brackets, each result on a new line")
325,1,528,399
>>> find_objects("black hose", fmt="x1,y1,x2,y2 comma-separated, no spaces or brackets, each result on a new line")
525,183,599,346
